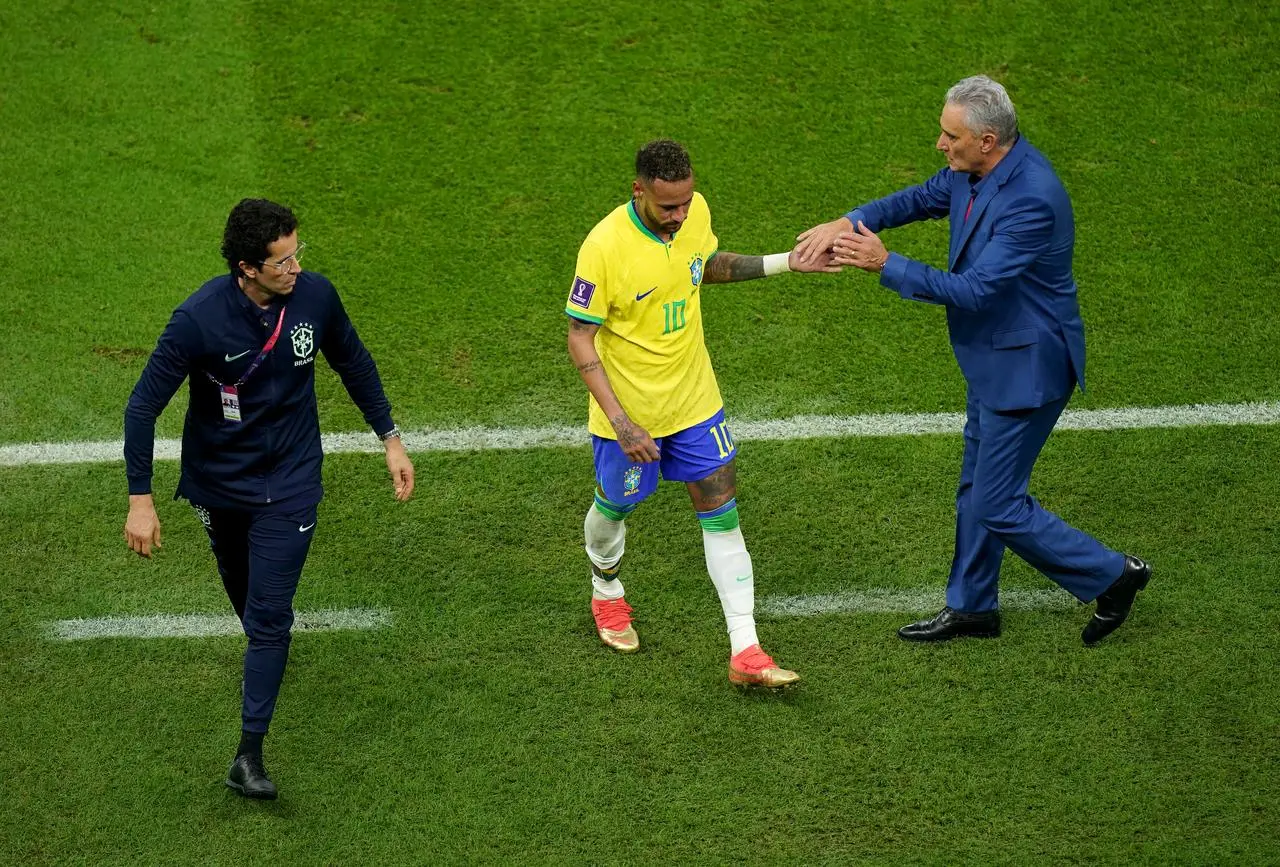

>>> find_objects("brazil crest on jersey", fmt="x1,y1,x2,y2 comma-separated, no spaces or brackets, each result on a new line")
565,192,722,439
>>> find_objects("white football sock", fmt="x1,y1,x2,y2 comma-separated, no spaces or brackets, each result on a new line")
585,504,626,600
703,526,759,654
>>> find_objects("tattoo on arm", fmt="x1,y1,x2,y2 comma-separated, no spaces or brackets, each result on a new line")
610,413,640,448
703,252,766,284
568,317,602,373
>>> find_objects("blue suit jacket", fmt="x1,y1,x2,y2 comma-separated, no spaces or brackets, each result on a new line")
848,136,1086,412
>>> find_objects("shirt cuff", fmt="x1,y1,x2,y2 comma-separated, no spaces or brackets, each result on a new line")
879,252,909,292
841,208,867,228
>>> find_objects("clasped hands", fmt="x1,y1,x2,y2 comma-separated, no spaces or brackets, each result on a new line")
793,217,889,274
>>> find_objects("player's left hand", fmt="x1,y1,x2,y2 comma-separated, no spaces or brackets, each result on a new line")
384,437,415,501
831,221,889,273
788,246,843,274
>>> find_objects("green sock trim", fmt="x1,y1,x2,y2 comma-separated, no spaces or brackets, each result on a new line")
698,505,740,533
593,495,632,523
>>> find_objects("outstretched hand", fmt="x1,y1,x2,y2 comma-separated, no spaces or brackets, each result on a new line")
788,246,843,274
831,221,889,273
794,217,854,265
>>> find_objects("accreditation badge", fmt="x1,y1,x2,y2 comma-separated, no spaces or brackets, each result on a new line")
220,385,242,422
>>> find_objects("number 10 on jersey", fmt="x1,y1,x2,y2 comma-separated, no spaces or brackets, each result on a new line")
708,422,735,459
663,299,687,335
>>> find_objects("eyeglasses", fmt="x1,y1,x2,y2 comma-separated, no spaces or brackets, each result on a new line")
261,241,306,273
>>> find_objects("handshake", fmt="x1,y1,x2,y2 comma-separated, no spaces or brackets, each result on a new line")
787,215,888,274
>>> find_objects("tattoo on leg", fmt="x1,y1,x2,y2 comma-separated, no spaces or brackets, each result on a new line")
691,462,737,509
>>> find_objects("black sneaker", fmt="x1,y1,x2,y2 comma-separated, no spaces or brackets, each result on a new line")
1082,555,1152,646
226,753,278,800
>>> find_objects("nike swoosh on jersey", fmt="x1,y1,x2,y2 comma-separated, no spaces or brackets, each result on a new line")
635,287,657,301
225,349,253,362
299,522,316,532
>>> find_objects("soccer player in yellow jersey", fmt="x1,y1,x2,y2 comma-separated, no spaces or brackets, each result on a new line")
565,139,840,687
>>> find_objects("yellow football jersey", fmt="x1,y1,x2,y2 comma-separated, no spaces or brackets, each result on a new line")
565,193,722,439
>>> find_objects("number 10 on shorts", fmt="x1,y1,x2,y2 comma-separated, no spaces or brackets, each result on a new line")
709,422,735,459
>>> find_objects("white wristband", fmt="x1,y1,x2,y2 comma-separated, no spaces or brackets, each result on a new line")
762,252,791,277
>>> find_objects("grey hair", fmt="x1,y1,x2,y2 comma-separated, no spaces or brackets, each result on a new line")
945,75,1018,146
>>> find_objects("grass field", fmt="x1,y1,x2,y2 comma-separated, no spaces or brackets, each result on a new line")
2,0,1278,863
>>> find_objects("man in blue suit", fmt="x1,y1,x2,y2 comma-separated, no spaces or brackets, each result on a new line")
796,75,1150,645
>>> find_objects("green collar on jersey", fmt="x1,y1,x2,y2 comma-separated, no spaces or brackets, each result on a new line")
628,199,675,245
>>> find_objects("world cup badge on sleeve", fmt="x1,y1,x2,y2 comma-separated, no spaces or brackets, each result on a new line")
569,276,596,309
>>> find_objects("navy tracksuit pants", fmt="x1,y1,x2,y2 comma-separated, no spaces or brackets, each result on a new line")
193,502,318,735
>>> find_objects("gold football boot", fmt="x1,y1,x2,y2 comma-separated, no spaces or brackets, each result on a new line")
728,644,800,687
591,597,639,653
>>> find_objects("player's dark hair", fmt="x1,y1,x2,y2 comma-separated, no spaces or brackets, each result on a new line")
635,139,693,183
221,198,299,276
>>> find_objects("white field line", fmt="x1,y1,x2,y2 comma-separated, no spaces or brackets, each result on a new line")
48,607,391,641
3,399,1279,468
45,591,1069,642
760,588,1075,618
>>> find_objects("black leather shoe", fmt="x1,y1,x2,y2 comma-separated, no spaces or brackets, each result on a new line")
898,606,1001,642
226,753,278,800
1082,554,1151,646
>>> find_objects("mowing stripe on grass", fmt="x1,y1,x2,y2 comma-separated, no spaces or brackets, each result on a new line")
48,607,391,641
760,588,1076,617
3,399,1278,467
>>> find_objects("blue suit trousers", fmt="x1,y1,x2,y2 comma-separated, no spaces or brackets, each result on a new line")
946,393,1125,612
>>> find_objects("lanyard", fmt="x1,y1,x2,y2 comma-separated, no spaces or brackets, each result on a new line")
206,305,287,388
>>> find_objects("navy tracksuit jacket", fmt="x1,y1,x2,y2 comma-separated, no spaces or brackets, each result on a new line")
124,271,396,506
123,270,398,734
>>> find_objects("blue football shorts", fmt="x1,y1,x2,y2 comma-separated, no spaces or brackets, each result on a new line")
592,407,736,505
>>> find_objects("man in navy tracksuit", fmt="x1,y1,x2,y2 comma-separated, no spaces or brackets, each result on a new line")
123,198,414,800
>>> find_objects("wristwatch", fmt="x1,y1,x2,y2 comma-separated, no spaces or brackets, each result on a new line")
378,426,402,442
